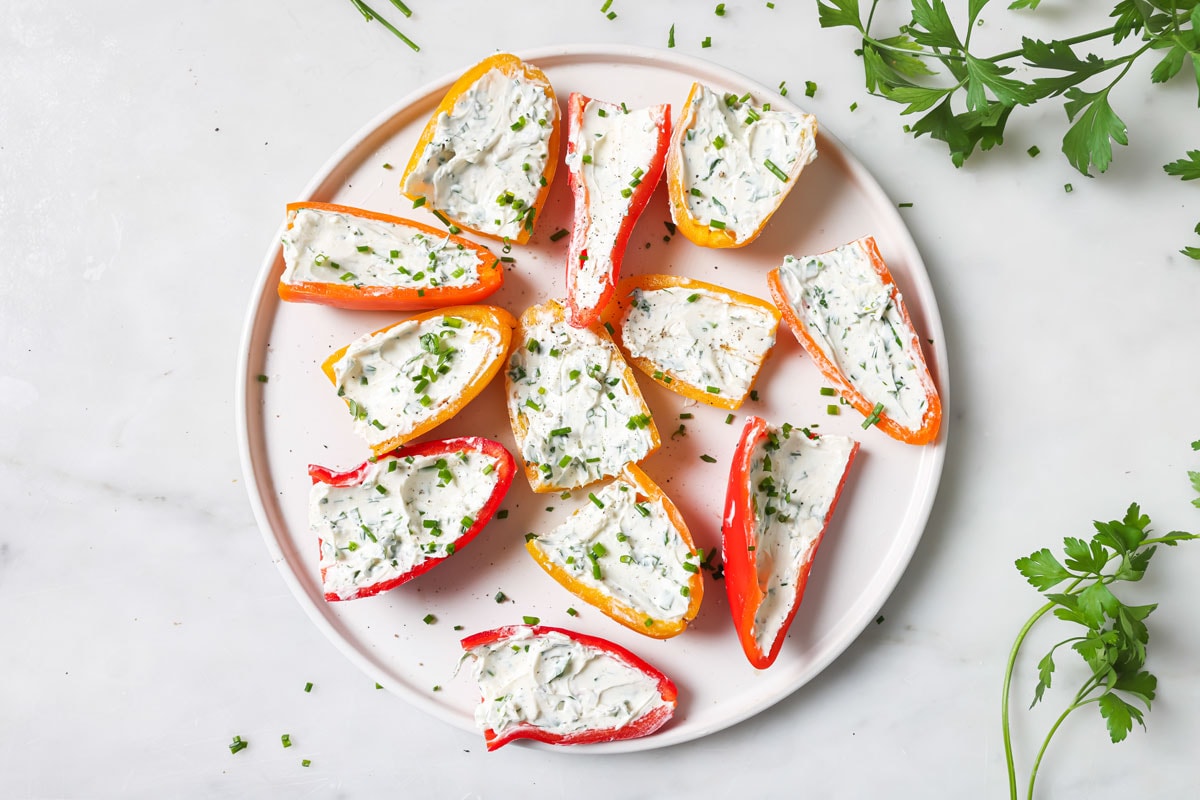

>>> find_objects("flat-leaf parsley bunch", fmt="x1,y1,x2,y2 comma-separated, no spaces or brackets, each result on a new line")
1000,440,1200,798
817,0,1200,257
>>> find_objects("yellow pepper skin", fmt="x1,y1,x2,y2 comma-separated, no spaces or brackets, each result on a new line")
602,273,781,410
401,53,560,245
524,464,704,639
322,305,516,455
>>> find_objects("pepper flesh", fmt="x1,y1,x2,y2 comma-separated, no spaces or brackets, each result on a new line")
400,53,560,245
308,436,515,601
524,464,704,638
564,93,671,328
767,236,942,445
278,201,503,310
322,304,516,455
459,624,678,750
721,416,859,669
602,273,781,410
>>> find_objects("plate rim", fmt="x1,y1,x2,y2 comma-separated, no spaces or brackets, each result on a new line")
235,42,949,753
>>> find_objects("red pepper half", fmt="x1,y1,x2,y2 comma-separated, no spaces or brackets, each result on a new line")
459,625,678,750
564,93,670,328
722,416,859,669
308,436,515,601
279,201,503,310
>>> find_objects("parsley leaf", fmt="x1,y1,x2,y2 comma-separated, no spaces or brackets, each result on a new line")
1061,87,1128,176
1164,150,1200,180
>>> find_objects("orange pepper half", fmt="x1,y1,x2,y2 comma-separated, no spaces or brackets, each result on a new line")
524,464,704,639
767,236,942,445
322,304,516,455
401,53,560,245
602,273,781,410
666,82,817,249
279,201,503,310
505,299,660,493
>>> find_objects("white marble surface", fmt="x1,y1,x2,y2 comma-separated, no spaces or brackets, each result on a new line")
2,1,1199,797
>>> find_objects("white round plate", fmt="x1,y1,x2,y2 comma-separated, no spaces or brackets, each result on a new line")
237,44,947,753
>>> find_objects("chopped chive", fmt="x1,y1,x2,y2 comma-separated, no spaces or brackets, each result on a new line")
510,117,527,132
496,509,509,519
820,386,836,396
709,220,726,230
725,413,734,424
767,1,775,6
644,618,654,627
1027,145,1041,158
524,532,538,543
549,228,570,242
527,338,540,353
339,271,357,282
419,395,432,408
690,187,703,197
764,159,789,182
668,23,675,47
713,135,725,150
558,455,572,467
550,426,572,437
500,256,516,263
482,463,495,475
412,196,426,208
460,515,474,529
1064,183,1073,193
589,492,604,509
443,316,463,328
585,457,601,463
371,418,385,430
715,2,725,14
356,245,371,253
682,562,699,573
382,162,393,169
635,503,650,517
567,607,578,616
301,759,311,767
805,80,817,98
375,484,388,495
304,682,313,693
706,385,721,394
898,202,913,208
591,543,608,558
827,404,840,415
281,734,292,748
523,616,540,625
606,10,616,19
700,454,717,463
590,556,603,580
750,390,759,401
495,591,508,603
680,586,690,597
256,374,268,383
228,736,248,754
850,101,859,111
679,413,695,420
862,402,885,429
604,321,615,335
701,36,712,48
423,613,436,625
620,187,632,198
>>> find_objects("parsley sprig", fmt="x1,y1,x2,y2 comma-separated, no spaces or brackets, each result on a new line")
817,0,1200,258
1002,451,1199,799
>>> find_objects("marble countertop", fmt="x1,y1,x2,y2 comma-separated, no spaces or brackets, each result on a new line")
3,1,1199,797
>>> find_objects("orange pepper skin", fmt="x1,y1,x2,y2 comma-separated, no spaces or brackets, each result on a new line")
524,464,704,639
400,53,560,245
721,416,860,669
308,436,515,602
460,624,678,750
322,305,516,455
602,273,781,410
564,93,671,329
767,236,942,445
505,299,660,493
278,202,503,310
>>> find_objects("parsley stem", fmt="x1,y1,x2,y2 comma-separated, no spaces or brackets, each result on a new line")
1002,575,1085,800
1026,695,1100,800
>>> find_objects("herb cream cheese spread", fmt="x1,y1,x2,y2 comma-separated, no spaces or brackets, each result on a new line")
404,67,556,241
332,314,502,449
281,207,481,290
747,428,856,654
620,286,777,400
776,244,927,430
531,477,699,624
465,628,668,736
678,84,816,243
313,450,501,600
